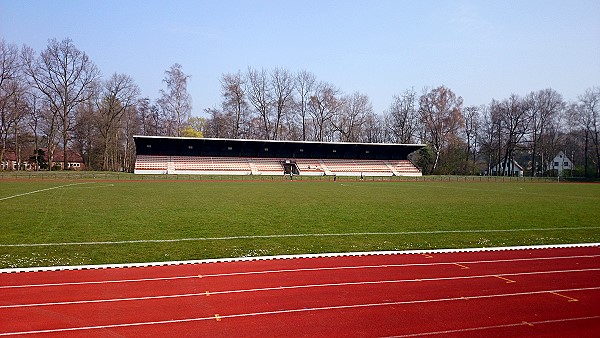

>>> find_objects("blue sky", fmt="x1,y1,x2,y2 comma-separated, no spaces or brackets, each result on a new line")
1,0,599,116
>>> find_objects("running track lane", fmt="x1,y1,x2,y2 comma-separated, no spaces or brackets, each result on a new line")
1,246,600,337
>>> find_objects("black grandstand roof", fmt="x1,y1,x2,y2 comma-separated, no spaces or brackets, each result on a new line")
134,136,425,161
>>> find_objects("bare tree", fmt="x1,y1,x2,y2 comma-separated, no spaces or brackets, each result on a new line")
308,82,341,142
387,88,419,143
23,43,60,169
463,105,480,174
158,63,192,137
271,68,295,140
25,90,45,169
295,70,316,141
527,88,564,176
95,73,139,171
137,97,161,136
491,95,531,176
246,67,272,139
23,38,99,170
0,40,23,169
477,104,498,174
72,95,99,169
419,86,464,174
1,80,28,169
122,105,141,172
361,112,385,143
221,71,248,138
203,107,231,138
280,109,302,141
575,87,600,177
334,91,372,142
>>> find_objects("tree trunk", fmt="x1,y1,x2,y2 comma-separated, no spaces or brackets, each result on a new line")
584,130,589,177
431,147,441,175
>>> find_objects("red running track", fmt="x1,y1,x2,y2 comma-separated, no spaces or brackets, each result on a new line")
1,246,600,337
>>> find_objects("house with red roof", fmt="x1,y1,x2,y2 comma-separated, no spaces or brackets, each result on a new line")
1,150,18,170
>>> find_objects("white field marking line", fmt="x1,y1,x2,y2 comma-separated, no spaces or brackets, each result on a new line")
3,243,599,274
0,182,95,202
74,184,114,189
3,268,600,309
2,287,600,336
3,254,600,290
2,226,600,248
385,315,600,337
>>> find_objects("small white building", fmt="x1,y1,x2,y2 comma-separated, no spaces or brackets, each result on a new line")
490,159,524,177
549,151,572,176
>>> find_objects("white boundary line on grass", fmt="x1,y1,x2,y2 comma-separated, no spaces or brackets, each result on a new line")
1,243,599,274
0,182,95,201
2,226,599,248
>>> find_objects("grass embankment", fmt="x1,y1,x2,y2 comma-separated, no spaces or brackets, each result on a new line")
1,179,598,268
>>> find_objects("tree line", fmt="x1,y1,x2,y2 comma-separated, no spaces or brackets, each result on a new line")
1,38,599,176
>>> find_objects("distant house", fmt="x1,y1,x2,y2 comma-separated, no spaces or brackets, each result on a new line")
548,151,572,176
490,159,524,177
1,150,32,171
1,150,17,170
34,148,85,171
1,149,85,171
52,150,85,170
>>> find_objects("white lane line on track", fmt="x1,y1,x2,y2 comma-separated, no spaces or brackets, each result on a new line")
3,268,600,309
3,254,600,289
1,287,600,336
0,182,95,202
3,243,599,274
2,227,599,248
384,315,600,337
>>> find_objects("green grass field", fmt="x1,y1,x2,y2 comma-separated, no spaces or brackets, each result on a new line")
1,177,599,268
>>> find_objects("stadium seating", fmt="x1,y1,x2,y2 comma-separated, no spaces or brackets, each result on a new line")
134,155,421,177
135,156,252,175
319,159,394,177
247,158,285,175
134,155,169,173
386,160,422,176
294,159,326,176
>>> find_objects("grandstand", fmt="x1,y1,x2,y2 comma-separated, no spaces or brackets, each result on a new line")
133,136,424,177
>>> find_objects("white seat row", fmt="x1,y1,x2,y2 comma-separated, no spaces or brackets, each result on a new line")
135,156,421,176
